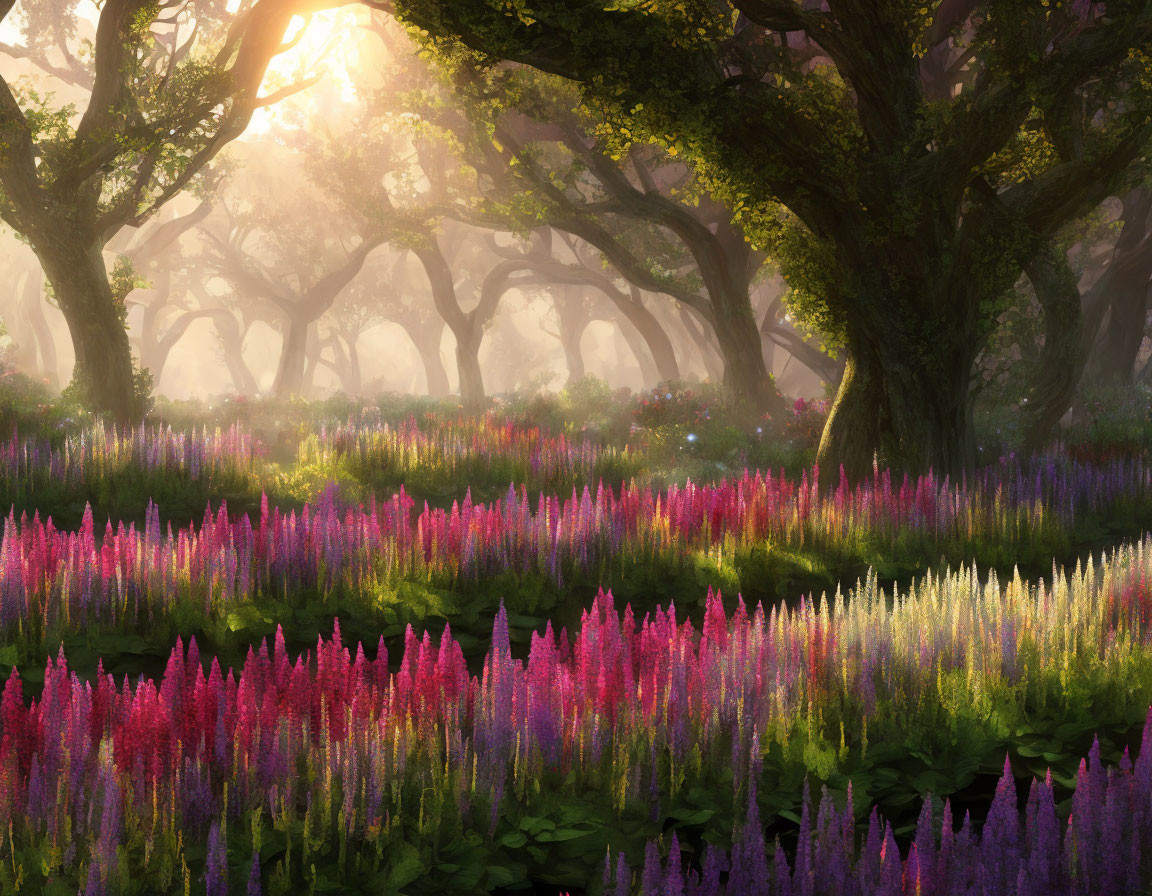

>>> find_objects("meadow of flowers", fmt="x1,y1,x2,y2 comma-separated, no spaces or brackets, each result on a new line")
295,413,646,501
0,397,1150,893
3,445,1152,656
0,423,262,530
2,554,1152,893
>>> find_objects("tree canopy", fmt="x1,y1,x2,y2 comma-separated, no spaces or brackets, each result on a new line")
385,0,1152,475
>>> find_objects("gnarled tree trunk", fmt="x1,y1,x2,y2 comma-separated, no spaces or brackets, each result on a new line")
560,325,587,384
454,326,486,408
616,315,660,387
400,320,450,397
678,305,725,383
412,241,491,409
1087,188,1152,386
33,224,140,421
1094,282,1152,385
818,290,978,483
272,315,309,398
613,289,679,385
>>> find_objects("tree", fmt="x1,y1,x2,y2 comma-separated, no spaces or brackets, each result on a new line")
387,0,1152,477
180,278,264,396
487,229,684,385
387,37,791,412
304,99,546,407
0,0,338,420
1083,186,1152,385
107,198,234,389
354,251,452,396
199,169,384,399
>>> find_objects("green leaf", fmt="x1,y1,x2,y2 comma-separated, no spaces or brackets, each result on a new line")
499,831,528,849
518,816,555,835
387,845,426,889
535,827,593,843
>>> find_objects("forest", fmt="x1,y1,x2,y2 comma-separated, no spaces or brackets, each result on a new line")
0,1,1150,894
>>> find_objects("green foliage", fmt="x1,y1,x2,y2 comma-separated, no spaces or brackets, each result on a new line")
0,364,80,439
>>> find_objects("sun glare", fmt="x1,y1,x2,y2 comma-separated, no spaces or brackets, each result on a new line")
247,7,366,137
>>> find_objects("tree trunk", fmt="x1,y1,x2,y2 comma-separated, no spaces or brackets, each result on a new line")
611,289,680,384
32,226,141,421
560,324,587,384
455,325,486,408
22,274,58,387
678,305,725,383
6,271,40,379
616,315,660,387
711,291,787,415
344,337,363,396
553,288,589,384
1021,246,1085,451
272,315,309,398
412,242,488,408
817,318,976,483
1094,281,1152,384
1086,188,1152,386
302,328,323,399
208,312,260,396
401,321,451,397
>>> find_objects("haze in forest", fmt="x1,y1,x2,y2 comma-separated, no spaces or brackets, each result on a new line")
0,3,827,404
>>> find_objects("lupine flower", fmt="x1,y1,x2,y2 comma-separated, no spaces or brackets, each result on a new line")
2,450,1149,644
247,850,262,896
0,572,1143,891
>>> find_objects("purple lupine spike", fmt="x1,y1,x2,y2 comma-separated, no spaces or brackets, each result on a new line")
936,798,954,887
83,864,105,896
856,808,882,890
1133,706,1152,809
247,850,262,896
206,820,227,896
769,835,791,896
697,843,726,896
814,786,849,894
1097,763,1129,895
740,777,770,895
664,833,684,896
641,841,663,896
979,755,1021,894
793,779,813,896
614,851,631,896
876,823,902,896
24,753,43,828
951,811,976,896
1071,756,1095,888
906,843,924,896
913,794,935,896
1021,772,1060,896
841,781,856,855
1126,796,1145,895
1087,737,1107,855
